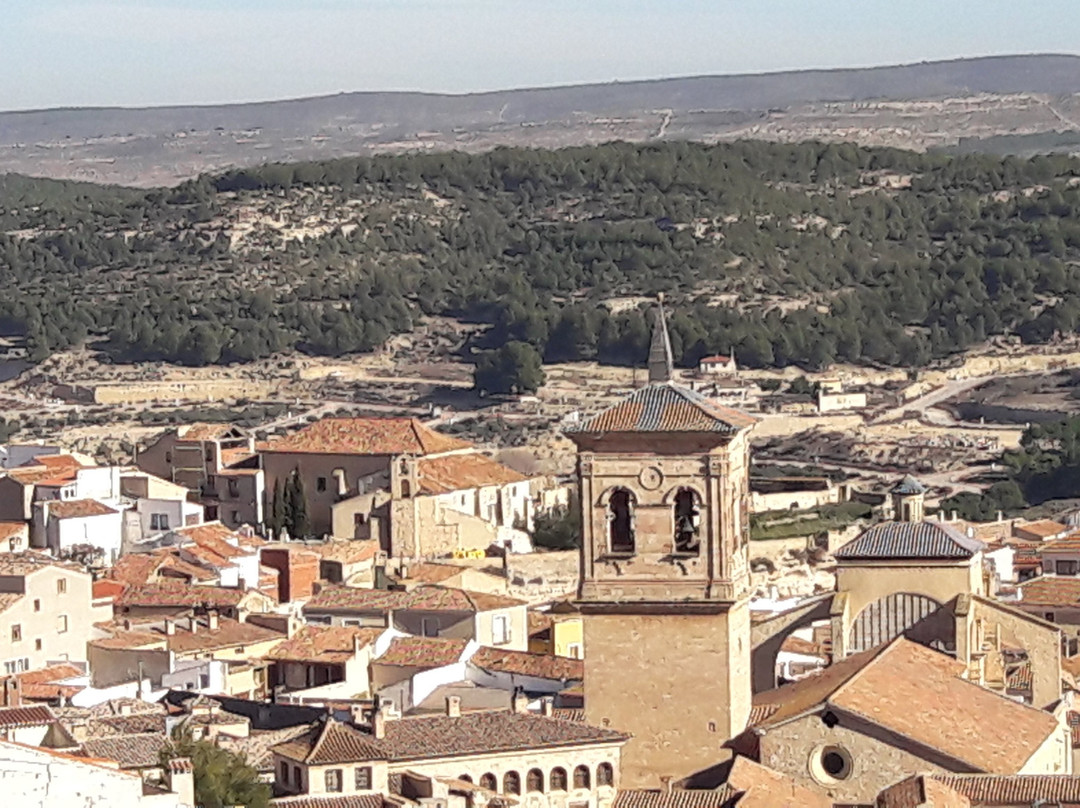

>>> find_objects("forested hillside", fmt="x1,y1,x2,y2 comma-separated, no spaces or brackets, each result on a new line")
2,140,1080,370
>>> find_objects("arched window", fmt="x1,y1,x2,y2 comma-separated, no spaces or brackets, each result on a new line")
597,763,614,787
458,774,473,783
573,765,591,789
673,488,701,554
550,768,568,791
480,773,498,792
608,488,636,553
526,768,544,793
503,772,521,795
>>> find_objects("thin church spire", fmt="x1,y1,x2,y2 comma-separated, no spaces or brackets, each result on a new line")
647,293,674,384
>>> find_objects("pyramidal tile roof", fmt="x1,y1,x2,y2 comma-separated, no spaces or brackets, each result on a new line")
835,520,985,560
569,383,757,435
891,475,927,495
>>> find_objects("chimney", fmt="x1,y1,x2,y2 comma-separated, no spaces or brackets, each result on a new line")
188,616,199,634
350,703,367,726
372,706,387,740
119,703,132,716
540,697,554,717
164,619,176,636
659,776,673,794
207,610,219,631
166,758,195,808
446,696,461,718
400,563,409,580
238,577,249,592
512,689,529,715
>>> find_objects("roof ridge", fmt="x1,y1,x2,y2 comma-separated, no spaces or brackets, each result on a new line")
827,636,905,704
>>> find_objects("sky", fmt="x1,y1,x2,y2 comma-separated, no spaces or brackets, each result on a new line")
2,0,1079,111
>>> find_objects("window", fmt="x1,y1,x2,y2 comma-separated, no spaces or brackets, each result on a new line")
10,625,20,643
205,447,214,462
34,639,42,651
492,614,511,645
568,643,582,659
526,769,544,793
280,762,289,784
32,600,40,613
57,615,68,633
231,511,240,523
325,768,343,792
56,579,66,594
228,478,240,498
480,773,497,791
550,768,567,792
3,658,28,674
421,617,440,637
150,513,170,531
673,488,701,554
317,477,327,492
503,772,521,795
1046,612,1057,623
355,766,372,790
458,774,473,783
597,763,614,787
810,745,853,784
573,766,590,789
1058,560,1079,576
608,488,635,553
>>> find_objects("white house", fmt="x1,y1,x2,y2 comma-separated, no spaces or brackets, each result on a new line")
698,353,737,375
32,499,125,561
121,470,204,540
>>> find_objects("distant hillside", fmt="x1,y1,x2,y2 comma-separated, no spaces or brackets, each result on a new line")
2,54,1080,186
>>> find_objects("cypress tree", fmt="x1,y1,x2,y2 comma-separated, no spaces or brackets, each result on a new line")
268,478,285,537
286,470,311,539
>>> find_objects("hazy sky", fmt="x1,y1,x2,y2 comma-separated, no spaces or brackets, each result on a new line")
3,0,1078,111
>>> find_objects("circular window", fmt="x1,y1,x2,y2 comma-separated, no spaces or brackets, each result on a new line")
809,745,852,784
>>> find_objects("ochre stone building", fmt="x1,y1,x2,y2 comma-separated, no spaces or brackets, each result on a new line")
569,303,758,788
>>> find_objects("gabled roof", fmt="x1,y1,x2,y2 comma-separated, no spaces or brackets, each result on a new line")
174,522,247,558
1014,519,1069,539
468,647,584,681
47,499,118,519
568,383,757,435
267,626,384,664
0,704,57,728
0,551,82,576
273,712,628,765
115,582,255,609
306,584,525,615
376,636,469,668
725,757,831,808
417,453,526,495
79,733,169,769
752,638,1060,774
269,794,385,808
1016,575,1080,606
263,417,471,456
613,790,737,808
890,475,926,495
834,521,985,560
881,774,1080,807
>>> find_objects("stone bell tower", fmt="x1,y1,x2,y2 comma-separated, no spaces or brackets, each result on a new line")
568,300,757,788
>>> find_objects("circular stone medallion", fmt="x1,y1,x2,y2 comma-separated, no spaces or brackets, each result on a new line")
639,466,664,490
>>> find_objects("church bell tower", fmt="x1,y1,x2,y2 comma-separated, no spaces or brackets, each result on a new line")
568,299,757,787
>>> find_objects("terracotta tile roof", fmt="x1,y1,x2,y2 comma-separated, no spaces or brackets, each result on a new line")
93,579,127,600
528,611,554,636
221,723,318,773
569,383,757,434
7,455,87,485
83,713,167,739
752,638,1059,774
164,617,284,654
0,592,23,612
314,540,381,565
0,522,26,540
158,554,218,582
270,795,386,808
88,630,165,651
0,705,57,728
1007,660,1033,691
468,647,584,681
699,355,732,364
613,789,737,808
263,417,471,456
80,733,169,768
417,453,526,495
176,522,247,559
835,521,985,560
778,636,825,657
1017,576,1080,606
18,663,82,686
376,636,469,668
21,681,83,701
266,626,383,664
930,773,1080,804
1040,535,1080,553
181,544,233,569
115,582,250,609
177,423,244,442
109,552,166,586
1015,519,1069,539
274,712,628,764
0,551,81,576
725,756,832,808
221,448,256,468
307,584,525,615
47,499,118,519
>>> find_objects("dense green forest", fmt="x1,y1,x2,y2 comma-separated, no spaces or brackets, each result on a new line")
3,140,1080,370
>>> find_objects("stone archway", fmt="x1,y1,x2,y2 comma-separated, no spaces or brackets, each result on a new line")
848,592,946,654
